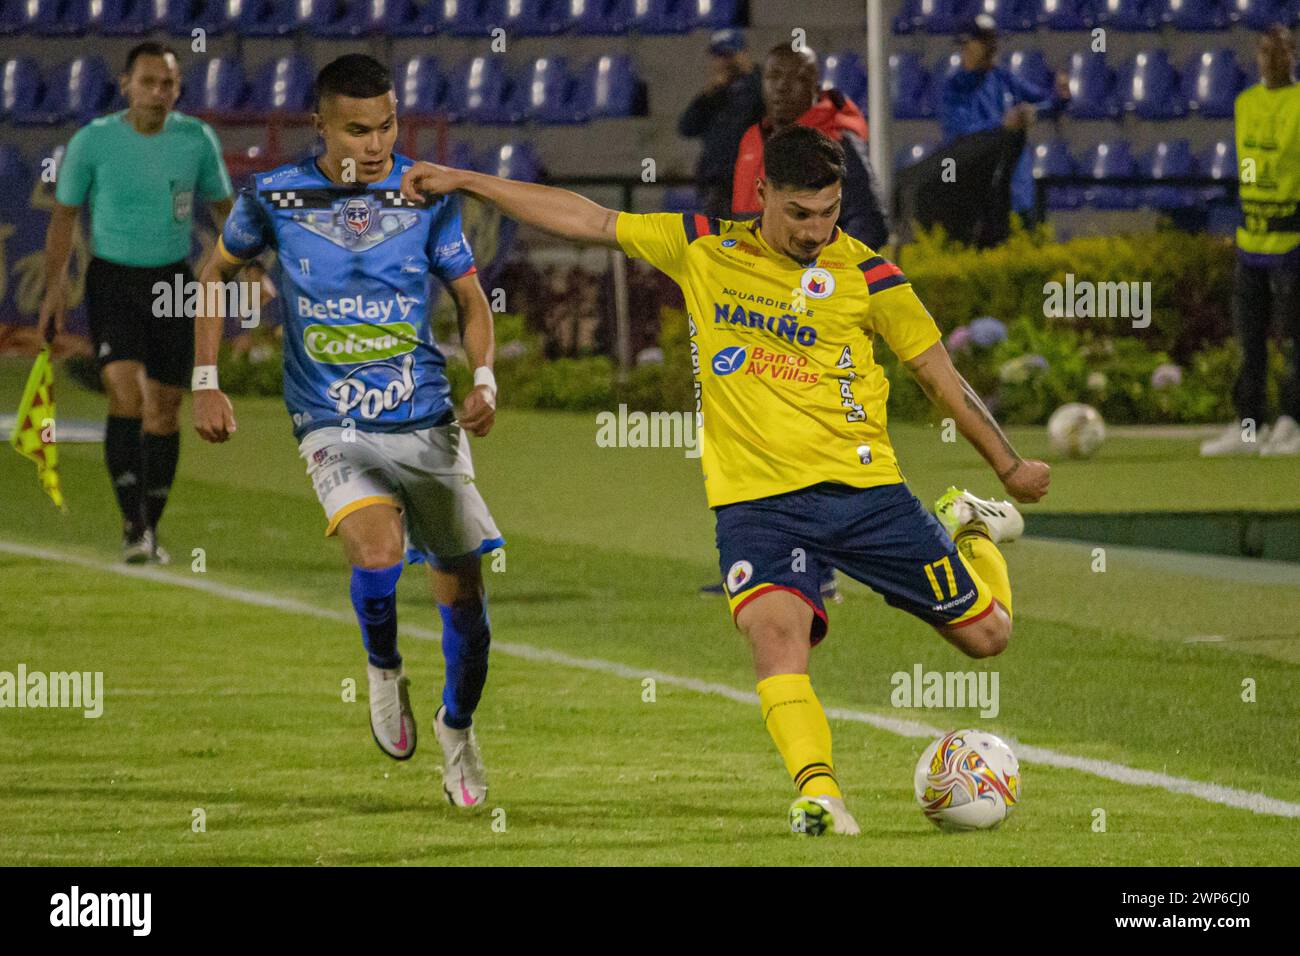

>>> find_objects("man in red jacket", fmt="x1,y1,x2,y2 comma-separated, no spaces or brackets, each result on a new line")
732,44,889,249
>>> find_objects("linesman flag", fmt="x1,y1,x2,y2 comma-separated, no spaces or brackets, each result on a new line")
9,345,66,512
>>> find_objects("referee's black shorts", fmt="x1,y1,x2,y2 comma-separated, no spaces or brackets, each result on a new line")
84,256,194,388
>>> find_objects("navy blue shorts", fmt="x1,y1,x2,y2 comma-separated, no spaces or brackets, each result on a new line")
715,482,995,644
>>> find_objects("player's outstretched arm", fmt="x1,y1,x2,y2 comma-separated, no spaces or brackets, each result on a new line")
191,249,243,444
400,163,621,248
905,340,1050,503
448,272,497,438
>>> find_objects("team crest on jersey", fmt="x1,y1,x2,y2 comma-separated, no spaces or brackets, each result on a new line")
800,267,835,299
721,238,737,248
726,560,754,594
342,197,372,236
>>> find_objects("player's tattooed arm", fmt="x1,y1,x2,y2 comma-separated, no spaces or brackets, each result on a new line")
906,341,1050,502
401,162,622,248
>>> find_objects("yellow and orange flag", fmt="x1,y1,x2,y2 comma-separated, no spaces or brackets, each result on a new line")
9,345,66,512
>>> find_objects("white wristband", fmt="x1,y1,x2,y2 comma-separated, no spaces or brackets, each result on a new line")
192,365,219,391
473,366,497,398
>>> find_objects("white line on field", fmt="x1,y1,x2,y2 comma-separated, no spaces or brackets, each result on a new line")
4,538,1299,820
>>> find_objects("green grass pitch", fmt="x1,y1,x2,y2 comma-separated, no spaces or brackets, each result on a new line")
1,357,1298,865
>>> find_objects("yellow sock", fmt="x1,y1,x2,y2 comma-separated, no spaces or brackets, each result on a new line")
955,527,1012,619
756,673,842,798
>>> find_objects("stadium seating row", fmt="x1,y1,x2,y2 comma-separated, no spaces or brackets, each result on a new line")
0,53,646,124
900,135,1237,207
894,0,1298,33
0,0,745,37
875,47,1252,119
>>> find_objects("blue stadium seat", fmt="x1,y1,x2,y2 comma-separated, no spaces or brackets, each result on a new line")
684,0,742,28
86,0,149,34
893,0,921,32
889,51,932,119
482,141,543,181
626,0,689,33
822,51,867,105
246,55,314,114
395,56,446,117
444,141,482,173
1066,51,1120,118
1184,48,1245,117
579,54,644,118
231,0,298,36
661,187,698,212
1199,138,1236,180
1080,139,1140,208
1002,49,1054,92
1037,0,1097,28
179,56,248,114
442,0,491,35
979,0,1037,30
1230,0,1293,29
1118,49,1185,119
387,0,442,35
1031,139,1083,208
517,56,583,123
24,0,89,35
564,0,632,34
896,141,939,169
918,0,979,33
0,0,24,35
0,145,31,211
445,56,515,123
1143,139,1199,210
1094,0,1160,29
26,57,115,124
156,0,234,36
2,58,45,124
493,0,567,35
1162,0,1231,27
307,0,371,36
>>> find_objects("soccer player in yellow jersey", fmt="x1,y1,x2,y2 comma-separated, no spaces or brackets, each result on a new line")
400,126,1051,835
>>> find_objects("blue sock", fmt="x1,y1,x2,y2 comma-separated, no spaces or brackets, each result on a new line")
350,561,404,669
438,598,491,729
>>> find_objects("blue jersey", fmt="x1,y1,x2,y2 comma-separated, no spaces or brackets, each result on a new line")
217,153,476,439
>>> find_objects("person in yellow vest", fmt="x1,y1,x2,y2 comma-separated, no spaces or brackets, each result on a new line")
1203,25,1300,457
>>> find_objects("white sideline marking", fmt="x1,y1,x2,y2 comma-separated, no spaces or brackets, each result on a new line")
5,538,1300,820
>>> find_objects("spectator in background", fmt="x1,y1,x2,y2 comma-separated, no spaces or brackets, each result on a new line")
678,29,764,219
732,44,890,250
1202,25,1300,457
921,15,1069,245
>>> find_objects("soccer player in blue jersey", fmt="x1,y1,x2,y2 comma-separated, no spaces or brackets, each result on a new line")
191,55,501,807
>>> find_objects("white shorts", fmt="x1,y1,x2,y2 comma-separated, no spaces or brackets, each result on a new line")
297,423,503,568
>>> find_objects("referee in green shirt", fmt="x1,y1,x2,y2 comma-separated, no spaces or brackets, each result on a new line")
38,42,234,562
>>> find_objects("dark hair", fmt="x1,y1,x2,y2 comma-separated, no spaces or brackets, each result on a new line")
315,54,394,108
764,126,845,192
123,42,178,76
765,42,818,67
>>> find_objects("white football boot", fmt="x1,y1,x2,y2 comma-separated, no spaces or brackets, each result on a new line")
434,705,488,808
122,529,152,564
934,486,1024,544
1261,415,1300,457
1200,421,1270,457
789,795,861,836
148,530,171,565
367,663,417,760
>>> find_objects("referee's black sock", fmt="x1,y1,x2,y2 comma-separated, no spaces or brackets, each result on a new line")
105,415,144,541
140,430,181,534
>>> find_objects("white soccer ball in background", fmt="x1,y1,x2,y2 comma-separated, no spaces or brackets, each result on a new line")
914,730,1021,831
1047,402,1106,459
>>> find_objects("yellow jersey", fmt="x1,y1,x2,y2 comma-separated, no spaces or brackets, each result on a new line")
616,212,942,508
1235,82,1300,259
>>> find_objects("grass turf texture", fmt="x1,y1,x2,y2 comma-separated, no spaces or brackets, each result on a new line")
2,357,1298,865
